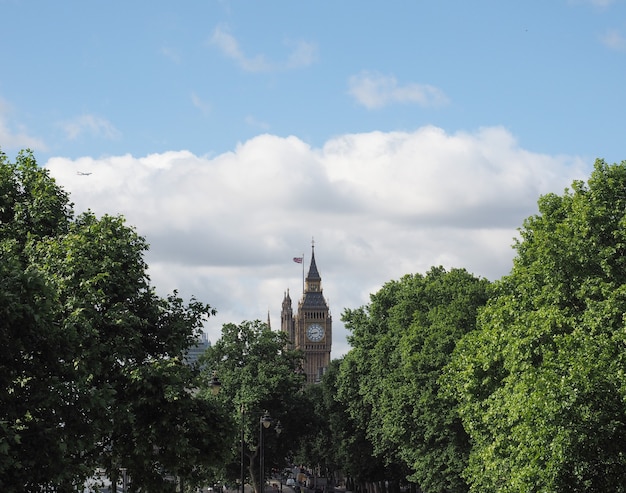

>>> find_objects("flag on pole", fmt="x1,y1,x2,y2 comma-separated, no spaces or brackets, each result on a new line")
293,257,303,264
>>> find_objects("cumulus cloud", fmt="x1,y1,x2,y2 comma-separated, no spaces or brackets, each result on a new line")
209,25,318,72
60,114,121,141
45,127,589,356
348,71,449,109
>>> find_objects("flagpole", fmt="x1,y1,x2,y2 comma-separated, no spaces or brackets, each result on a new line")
302,252,305,293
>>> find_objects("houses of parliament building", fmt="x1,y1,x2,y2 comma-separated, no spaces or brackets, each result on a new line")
280,245,332,384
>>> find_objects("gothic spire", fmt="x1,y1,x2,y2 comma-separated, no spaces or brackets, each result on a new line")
307,241,321,281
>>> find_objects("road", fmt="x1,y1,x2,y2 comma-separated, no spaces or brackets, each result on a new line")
235,480,300,493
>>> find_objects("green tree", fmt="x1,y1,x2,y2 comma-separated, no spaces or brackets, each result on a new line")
340,267,489,493
0,150,230,491
336,348,404,493
112,356,234,491
394,268,489,493
0,149,88,490
201,320,307,493
443,159,626,492
292,360,344,488
30,212,230,492
0,149,72,244
300,357,389,493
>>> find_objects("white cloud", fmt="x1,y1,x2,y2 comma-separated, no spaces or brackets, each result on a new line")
45,128,589,357
348,71,449,109
209,25,317,72
601,28,626,51
0,98,46,151
60,114,121,141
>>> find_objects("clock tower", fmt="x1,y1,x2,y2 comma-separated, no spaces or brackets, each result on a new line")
281,244,332,384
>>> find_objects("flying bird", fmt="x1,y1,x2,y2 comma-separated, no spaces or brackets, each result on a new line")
76,171,92,176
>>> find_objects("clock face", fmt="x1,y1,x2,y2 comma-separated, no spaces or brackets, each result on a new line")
307,323,325,342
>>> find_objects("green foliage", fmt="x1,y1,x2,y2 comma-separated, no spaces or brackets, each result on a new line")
305,357,396,489
200,320,306,491
335,350,388,485
0,150,86,489
444,159,626,492
0,149,72,245
113,358,235,491
339,267,490,492
292,360,346,479
0,149,229,491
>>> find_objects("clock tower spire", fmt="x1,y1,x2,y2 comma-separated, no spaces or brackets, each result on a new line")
281,242,332,384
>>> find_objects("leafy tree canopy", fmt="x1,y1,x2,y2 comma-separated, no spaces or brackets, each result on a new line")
340,267,490,493
443,159,626,492
200,320,307,492
0,149,229,492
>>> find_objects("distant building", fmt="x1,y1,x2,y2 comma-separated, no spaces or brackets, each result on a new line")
184,331,211,365
281,244,332,384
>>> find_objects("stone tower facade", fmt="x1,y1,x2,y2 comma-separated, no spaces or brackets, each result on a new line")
281,245,332,384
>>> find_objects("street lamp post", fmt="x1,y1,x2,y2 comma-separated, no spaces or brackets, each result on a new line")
259,411,282,493
240,410,282,493
259,411,272,493
241,406,246,493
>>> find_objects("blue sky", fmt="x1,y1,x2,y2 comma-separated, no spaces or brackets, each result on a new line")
1,0,625,356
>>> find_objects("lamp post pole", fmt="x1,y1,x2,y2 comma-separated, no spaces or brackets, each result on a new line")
241,406,245,493
259,411,272,493
240,409,283,493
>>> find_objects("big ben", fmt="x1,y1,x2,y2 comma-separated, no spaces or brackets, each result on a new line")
281,244,332,384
